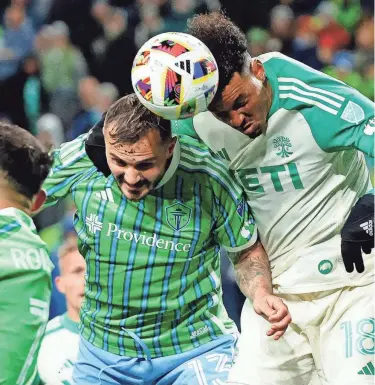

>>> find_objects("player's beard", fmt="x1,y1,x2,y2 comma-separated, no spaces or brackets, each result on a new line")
115,173,164,201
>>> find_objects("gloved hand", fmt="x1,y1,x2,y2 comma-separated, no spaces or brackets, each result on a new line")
341,193,374,273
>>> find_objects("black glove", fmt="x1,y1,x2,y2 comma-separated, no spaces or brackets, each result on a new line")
341,193,374,273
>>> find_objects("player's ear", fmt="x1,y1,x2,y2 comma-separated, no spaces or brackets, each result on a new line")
54,276,65,294
166,136,177,159
250,59,266,83
31,189,46,214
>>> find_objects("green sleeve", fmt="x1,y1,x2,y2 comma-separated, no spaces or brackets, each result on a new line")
213,178,258,252
42,135,92,207
300,80,374,157
0,223,51,385
0,277,48,385
171,118,200,139
264,53,374,157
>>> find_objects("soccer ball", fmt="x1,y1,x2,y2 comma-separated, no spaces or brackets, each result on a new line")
131,32,219,120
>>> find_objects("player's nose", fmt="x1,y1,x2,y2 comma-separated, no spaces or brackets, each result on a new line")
124,168,141,185
229,111,245,130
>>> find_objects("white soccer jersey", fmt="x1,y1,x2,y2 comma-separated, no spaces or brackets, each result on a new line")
37,313,79,385
174,52,374,293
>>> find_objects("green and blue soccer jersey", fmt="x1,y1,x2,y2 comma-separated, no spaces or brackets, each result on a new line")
42,133,257,358
174,52,374,294
0,208,52,385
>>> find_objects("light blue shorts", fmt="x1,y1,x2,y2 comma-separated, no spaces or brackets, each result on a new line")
73,333,237,385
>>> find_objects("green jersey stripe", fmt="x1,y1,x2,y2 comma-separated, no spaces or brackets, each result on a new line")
180,142,238,182
79,175,103,329
278,85,342,108
103,194,127,352
51,150,86,175
169,176,187,354
214,196,236,246
88,178,113,343
152,192,166,356
0,220,21,236
278,77,345,101
279,93,339,115
179,161,239,205
118,199,146,357
181,143,232,174
181,146,242,197
46,174,81,197
135,190,163,346
59,134,87,160
180,150,240,198
183,181,203,348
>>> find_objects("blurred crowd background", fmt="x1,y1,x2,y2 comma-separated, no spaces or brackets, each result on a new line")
0,0,373,328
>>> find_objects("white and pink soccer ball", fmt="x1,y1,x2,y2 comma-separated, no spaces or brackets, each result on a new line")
131,32,219,120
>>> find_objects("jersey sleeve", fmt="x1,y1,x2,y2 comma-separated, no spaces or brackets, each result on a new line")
272,57,375,158
42,135,92,207
305,82,374,157
212,176,258,252
171,118,200,138
262,52,374,157
0,216,51,385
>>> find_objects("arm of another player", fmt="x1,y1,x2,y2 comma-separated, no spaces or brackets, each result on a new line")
227,240,291,340
212,176,291,340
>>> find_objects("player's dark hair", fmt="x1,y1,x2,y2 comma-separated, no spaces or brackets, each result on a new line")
104,93,172,145
187,11,248,109
0,123,53,199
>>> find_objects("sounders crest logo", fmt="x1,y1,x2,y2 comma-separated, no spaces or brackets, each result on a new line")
165,202,192,231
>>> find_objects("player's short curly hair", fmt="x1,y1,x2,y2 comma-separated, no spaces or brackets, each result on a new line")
187,11,248,109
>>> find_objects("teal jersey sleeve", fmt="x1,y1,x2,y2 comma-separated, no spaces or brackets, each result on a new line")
0,208,52,385
42,135,93,207
212,177,258,252
171,118,199,139
304,84,374,158
263,53,375,158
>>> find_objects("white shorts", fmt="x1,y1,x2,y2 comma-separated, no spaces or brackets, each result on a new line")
228,283,374,385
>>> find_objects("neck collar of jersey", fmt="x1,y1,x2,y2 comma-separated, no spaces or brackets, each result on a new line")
263,60,280,121
155,138,180,189
62,312,79,334
85,114,111,177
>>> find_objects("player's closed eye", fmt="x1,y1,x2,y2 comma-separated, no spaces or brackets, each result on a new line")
136,163,154,171
215,111,229,122
113,158,127,167
233,98,247,111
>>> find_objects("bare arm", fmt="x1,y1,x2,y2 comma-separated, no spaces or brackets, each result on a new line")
227,239,292,340
231,240,272,300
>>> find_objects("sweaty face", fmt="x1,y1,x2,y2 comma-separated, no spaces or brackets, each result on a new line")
212,60,272,138
104,127,175,201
